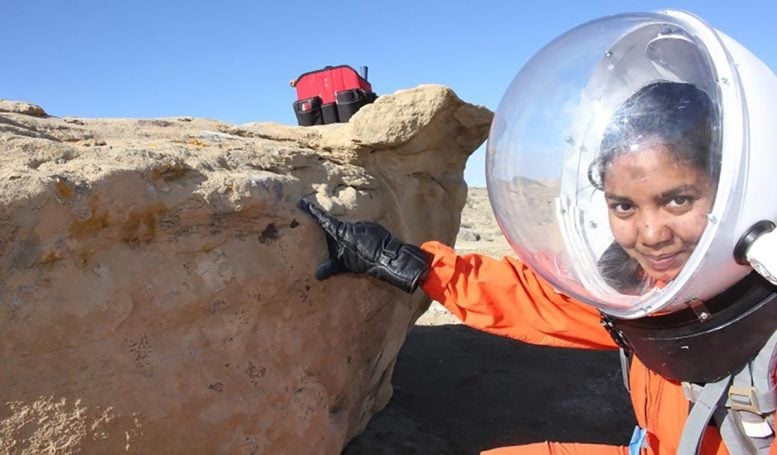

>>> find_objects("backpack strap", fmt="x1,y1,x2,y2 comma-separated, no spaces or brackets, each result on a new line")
749,329,777,417
677,374,733,455
679,330,777,454
714,366,772,454
723,330,777,453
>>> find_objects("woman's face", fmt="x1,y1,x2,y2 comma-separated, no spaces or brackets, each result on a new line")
603,144,716,283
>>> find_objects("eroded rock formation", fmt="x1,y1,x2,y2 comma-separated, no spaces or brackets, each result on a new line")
0,86,492,453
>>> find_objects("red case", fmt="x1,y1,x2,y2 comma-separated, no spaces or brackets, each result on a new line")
293,65,372,105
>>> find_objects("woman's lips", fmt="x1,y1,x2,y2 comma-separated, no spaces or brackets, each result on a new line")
641,253,680,272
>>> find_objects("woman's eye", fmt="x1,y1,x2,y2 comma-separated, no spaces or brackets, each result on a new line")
667,196,693,208
610,202,634,214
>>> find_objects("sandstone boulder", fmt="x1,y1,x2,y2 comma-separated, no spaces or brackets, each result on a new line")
0,85,492,453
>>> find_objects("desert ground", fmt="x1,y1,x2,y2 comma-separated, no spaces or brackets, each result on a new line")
344,187,636,454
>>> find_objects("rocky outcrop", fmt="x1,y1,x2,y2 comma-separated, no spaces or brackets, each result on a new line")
0,85,492,453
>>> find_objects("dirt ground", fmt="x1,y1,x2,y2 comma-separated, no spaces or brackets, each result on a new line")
343,188,637,454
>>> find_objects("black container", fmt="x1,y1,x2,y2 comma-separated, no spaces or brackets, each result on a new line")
293,96,323,126
321,103,339,124
336,89,372,122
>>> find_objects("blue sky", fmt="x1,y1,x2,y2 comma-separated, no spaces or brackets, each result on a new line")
2,1,775,187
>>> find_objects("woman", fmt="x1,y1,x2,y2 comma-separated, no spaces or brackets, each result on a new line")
592,81,718,294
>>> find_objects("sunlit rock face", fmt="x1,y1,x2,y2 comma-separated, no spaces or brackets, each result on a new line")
0,86,492,453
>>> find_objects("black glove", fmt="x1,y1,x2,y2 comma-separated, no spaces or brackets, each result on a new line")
297,198,432,293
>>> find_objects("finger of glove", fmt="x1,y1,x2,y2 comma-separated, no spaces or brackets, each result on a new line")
297,199,341,238
315,259,346,280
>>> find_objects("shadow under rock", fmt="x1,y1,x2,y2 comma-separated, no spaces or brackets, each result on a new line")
344,324,636,455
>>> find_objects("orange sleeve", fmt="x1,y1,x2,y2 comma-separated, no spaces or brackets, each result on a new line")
420,240,618,350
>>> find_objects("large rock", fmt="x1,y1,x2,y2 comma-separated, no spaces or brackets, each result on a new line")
0,86,492,453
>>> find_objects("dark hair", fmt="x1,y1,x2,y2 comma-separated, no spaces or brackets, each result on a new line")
591,81,719,293
588,81,719,191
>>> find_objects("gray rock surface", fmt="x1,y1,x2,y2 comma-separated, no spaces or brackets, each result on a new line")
0,85,492,453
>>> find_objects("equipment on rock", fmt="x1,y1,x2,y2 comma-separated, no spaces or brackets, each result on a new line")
290,65,377,126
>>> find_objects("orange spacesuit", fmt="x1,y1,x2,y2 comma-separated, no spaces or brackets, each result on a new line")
421,241,777,455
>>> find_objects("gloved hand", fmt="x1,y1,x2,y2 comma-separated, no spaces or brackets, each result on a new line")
297,198,432,293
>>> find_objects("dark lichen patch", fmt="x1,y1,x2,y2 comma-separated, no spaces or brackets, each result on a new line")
246,361,266,388
258,223,278,244
126,334,152,368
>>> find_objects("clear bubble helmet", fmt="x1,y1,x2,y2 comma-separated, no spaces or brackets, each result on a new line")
487,10,777,319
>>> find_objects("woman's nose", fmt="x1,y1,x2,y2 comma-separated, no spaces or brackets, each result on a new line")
638,212,673,248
